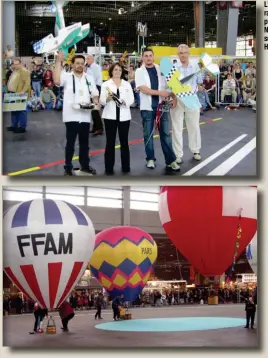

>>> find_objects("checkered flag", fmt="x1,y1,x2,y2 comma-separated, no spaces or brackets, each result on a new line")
165,67,177,81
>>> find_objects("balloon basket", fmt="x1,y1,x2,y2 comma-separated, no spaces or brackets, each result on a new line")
119,307,132,320
46,316,56,334
208,296,219,305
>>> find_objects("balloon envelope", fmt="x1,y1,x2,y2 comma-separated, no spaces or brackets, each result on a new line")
246,233,257,274
3,199,95,309
89,226,157,301
159,186,257,277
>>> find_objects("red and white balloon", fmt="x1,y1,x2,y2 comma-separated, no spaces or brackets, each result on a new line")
4,199,95,309
159,186,257,277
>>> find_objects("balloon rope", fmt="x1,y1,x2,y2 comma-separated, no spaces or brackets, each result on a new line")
231,208,243,273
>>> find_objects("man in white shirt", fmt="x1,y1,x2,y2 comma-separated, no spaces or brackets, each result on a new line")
86,55,102,91
135,48,180,173
54,52,100,176
245,62,256,77
86,55,103,135
170,44,203,164
5,45,14,59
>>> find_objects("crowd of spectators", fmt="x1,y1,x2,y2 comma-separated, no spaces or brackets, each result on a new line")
3,286,257,316
2,50,256,117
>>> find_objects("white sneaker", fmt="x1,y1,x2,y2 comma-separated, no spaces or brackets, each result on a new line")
146,160,155,169
176,157,182,164
167,161,180,172
193,153,201,161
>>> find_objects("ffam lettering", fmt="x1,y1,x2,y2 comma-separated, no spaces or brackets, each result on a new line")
17,233,73,257
141,247,152,255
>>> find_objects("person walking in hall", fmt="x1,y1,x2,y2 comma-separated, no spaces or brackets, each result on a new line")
244,296,256,329
31,64,43,97
54,51,100,176
95,292,104,320
100,62,134,175
170,44,203,164
59,300,75,332
6,58,31,133
86,55,103,136
112,294,124,321
135,48,180,172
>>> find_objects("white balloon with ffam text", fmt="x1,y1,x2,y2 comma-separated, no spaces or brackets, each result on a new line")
3,199,95,309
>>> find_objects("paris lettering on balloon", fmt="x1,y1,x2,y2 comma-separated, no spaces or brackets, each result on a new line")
17,233,73,257
141,247,152,255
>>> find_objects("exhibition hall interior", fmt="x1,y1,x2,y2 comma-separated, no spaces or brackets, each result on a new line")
3,186,258,348
2,1,256,177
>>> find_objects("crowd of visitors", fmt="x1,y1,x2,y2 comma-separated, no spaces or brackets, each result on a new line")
3,286,257,316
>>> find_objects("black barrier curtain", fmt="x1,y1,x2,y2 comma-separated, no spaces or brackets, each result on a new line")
14,1,256,57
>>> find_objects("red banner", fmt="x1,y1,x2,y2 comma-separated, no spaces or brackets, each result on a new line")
218,2,227,9
190,266,195,281
232,1,243,8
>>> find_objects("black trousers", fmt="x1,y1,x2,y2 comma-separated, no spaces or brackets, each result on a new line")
91,110,103,132
62,312,74,330
33,312,40,332
104,119,130,173
246,311,255,327
91,85,103,132
95,305,102,319
112,306,120,320
65,122,90,170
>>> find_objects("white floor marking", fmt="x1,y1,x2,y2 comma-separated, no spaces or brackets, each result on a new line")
183,134,248,176
207,137,256,176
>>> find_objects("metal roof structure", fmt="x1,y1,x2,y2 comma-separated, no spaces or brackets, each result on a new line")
15,1,256,56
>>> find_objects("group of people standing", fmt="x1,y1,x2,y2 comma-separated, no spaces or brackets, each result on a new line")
54,43,202,176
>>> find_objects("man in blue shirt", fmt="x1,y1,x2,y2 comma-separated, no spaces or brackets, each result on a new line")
135,48,180,172
112,294,124,321
170,44,203,163
197,84,216,114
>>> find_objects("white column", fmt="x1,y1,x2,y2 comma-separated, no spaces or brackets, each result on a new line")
3,1,16,52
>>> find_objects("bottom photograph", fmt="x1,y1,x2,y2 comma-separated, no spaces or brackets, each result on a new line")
2,186,258,348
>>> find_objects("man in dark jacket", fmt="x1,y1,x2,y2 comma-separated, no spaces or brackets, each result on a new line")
245,296,256,329
95,292,104,320
29,302,43,334
59,300,75,332
112,294,124,321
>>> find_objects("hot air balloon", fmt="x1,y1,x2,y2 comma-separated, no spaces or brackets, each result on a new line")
159,186,257,277
3,199,95,309
89,226,157,301
246,233,257,274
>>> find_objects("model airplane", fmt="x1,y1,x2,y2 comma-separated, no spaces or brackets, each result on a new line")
160,53,220,110
32,1,90,58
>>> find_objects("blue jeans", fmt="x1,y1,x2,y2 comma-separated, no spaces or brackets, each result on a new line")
11,110,27,129
32,81,41,97
141,109,176,165
44,102,53,110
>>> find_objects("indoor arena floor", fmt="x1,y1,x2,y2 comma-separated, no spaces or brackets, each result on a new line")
3,107,257,177
3,304,258,348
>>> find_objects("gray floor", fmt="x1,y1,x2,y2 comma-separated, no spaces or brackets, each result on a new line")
3,107,257,177
3,305,258,348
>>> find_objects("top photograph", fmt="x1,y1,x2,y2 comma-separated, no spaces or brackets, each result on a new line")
2,1,256,177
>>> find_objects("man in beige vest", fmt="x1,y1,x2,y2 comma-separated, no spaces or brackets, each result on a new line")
170,44,202,166
7,58,31,133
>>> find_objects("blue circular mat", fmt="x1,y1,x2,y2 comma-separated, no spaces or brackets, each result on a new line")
95,317,245,332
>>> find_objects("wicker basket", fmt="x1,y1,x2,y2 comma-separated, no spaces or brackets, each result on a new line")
46,316,56,334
